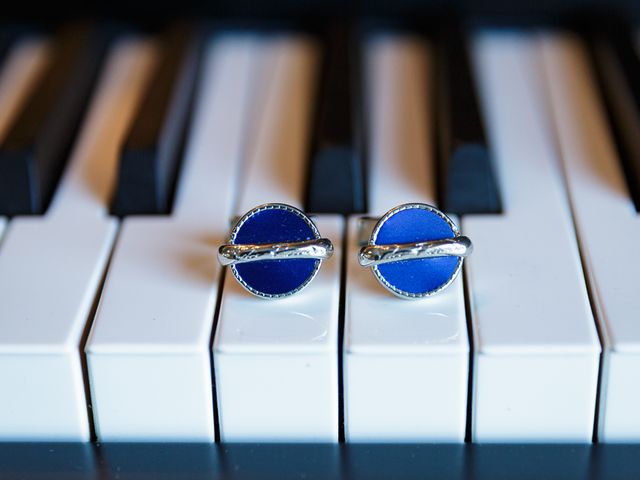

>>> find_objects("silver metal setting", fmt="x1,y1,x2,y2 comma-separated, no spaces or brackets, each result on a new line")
358,236,472,267
359,203,471,299
218,238,334,266
221,203,332,299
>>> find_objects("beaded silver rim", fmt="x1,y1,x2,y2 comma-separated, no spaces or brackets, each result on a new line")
368,203,465,299
227,203,324,299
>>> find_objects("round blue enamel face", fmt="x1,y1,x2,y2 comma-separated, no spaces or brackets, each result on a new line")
371,204,462,298
229,204,321,298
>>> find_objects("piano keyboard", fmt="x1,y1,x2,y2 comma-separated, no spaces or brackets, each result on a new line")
0,21,638,446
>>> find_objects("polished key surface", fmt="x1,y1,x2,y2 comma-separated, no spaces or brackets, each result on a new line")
0,37,156,440
233,37,318,211
343,34,469,442
87,35,257,441
214,35,342,443
464,32,600,442
542,33,640,442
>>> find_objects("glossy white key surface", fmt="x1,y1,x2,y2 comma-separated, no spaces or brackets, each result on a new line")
0,39,156,440
541,34,640,442
366,36,434,217
343,35,469,443
234,36,318,212
215,216,341,442
213,35,330,442
464,32,600,442
86,36,257,441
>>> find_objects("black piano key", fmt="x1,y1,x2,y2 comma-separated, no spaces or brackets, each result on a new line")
305,23,366,215
435,26,502,215
0,27,20,67
111,23,201,216
0,23,113,216
585,24,640,212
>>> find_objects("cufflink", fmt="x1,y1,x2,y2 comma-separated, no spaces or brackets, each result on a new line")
218,203,334,298
358,203,472,299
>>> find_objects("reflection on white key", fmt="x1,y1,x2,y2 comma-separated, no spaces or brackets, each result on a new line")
541,34,640,442
214,37,343,442
343,36,469,442
0,37,50,239
0,38,156,440
86,36,257,441
464,33,600,442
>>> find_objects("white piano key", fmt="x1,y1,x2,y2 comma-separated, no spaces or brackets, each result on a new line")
343,35,469,443
234,36,318,212
213,36,339,443
541,34,640,442
464,32,600,442
215,216,341,443
86,36,257,441
0,38,156,441
366,36,434,217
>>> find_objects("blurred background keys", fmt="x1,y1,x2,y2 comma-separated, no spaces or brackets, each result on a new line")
0,28,21,67
111,23,200,216
436,24,501,214
305,22,365,214
0,23,111,216
585,20,640,212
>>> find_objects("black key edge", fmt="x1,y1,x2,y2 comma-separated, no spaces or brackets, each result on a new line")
435,23,502,215
111,23,203,217
305,22,366,215
583,20,640,213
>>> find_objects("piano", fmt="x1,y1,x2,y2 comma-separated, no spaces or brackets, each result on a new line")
0,0,640,478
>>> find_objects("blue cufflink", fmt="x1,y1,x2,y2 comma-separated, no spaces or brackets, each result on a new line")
218,203,334,299
358,203,472,299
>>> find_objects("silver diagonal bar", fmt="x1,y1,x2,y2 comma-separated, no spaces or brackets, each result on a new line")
358,236,473,267
218,238,334,266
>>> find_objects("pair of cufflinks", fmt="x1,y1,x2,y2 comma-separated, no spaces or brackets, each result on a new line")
218,203,473,300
